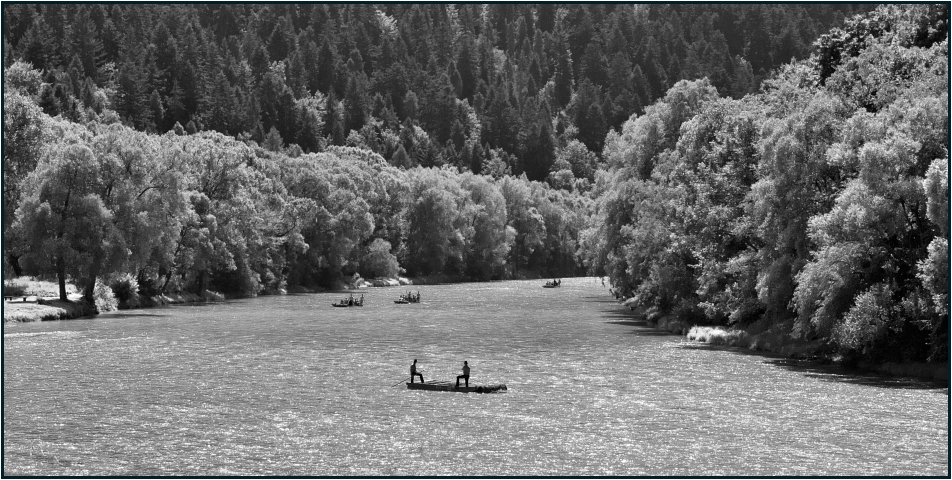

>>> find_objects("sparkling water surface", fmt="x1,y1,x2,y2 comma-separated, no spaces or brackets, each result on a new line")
3,278,948,476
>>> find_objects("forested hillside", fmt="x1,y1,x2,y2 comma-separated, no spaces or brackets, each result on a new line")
3,4,948,364
3,3,871,176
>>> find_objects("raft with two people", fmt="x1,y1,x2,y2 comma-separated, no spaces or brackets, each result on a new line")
332,294,364,307
394,291,421,304
542,279,562,288
406,381,507,393
402,359,506,393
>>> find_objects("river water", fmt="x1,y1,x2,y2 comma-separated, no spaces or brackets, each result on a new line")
3,278,948,476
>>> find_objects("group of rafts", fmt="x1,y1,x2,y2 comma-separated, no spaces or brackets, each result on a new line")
332,283,531,392
331,292,422,307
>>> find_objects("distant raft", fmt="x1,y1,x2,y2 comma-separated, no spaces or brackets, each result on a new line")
406,381,507,394
332,296,364,307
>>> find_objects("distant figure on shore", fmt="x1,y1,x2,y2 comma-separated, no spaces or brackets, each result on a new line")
410,359,424,384
456,361,470,388
601,277,605,287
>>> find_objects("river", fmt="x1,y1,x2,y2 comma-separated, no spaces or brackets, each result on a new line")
3,278,948,476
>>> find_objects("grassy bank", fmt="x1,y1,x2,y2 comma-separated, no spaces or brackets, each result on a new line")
3,299,97,322
2,277,228,323
3,277,89,323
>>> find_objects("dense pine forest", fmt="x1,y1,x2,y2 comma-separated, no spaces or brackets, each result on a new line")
2,3,877,172
3,4,948,363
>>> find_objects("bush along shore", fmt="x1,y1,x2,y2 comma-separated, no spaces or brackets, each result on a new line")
630,303,949,383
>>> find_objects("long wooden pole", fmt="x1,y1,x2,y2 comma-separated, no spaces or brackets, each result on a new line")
390,377,411,387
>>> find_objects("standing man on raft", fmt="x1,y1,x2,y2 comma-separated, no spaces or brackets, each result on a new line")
410,359,424,384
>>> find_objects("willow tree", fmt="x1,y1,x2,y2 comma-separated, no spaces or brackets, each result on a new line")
14,137,126,302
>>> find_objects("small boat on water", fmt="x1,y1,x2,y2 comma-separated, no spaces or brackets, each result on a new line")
395,291,421,304
542,279,562,288
332,295,364,307
406,380,507,394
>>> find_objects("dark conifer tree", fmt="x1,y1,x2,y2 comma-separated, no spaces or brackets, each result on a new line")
344,71,370,133
37,83,60,116
147,89,166,133
152,21,177,96
572,79,607,153
68,6,104,81
456,32,479,102
448,61,463,99
537,4,556,33
295,103,323,153
66,55,84,99
5,3,35,47
116,55,149,128
551,31,574,109
391,143,410,169
268,14,295,61
324,89,346,145
316,36,338,94
521,120,556,182
263,126,284,152
166,80,188,128
17,17,54,69
300,38,321,94
402,90,419,122
286,49,307,96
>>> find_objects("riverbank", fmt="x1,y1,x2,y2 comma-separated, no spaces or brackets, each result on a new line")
3,273,481,323
2,276,233,323
352,270,564,288
3,298,98,322
351,275,415,288
637,306,949,383
116,290,226,309
4,278,90,323
3,273,469,322
2,291,228,323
